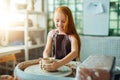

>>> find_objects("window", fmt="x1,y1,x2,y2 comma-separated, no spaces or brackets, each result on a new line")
47,0,83,35
109,0,120,36
47,0,120,36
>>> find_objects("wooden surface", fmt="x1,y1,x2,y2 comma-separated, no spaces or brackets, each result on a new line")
0,54,17,63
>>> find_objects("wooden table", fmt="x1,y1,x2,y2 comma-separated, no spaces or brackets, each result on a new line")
0,46,21,72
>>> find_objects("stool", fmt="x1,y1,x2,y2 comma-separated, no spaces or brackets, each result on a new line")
0,54,17,74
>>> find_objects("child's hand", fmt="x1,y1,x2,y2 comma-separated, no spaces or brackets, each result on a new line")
39,58,58,71
42,60,58,72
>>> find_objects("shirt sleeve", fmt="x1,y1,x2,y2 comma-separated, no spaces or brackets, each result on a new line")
48,30,56,38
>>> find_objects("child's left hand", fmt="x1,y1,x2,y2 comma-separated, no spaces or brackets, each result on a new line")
42,61,59,72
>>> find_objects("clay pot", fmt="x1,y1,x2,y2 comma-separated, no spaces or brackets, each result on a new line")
39,57,56,71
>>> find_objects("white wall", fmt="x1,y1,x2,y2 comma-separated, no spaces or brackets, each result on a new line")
80,36,120,67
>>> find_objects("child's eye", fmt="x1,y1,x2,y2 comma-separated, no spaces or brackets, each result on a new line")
62,21,65,23
56,20,59,22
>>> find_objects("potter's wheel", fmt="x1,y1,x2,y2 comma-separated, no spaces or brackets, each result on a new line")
24,64,72,77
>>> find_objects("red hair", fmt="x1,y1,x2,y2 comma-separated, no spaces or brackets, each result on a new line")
55,6,81,60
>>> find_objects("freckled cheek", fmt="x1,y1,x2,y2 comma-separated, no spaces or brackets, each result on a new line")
54,23,58,27
55,22,65,28
60,23,65,27
55,22,60,27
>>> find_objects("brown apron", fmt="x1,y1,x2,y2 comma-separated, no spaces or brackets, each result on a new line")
52,33,71,59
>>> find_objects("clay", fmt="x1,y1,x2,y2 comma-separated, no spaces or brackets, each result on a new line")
39,57,56,71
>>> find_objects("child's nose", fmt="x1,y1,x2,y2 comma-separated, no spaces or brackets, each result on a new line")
58,22,62,26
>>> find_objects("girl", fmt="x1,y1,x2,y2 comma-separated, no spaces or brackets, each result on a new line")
41,6,81,71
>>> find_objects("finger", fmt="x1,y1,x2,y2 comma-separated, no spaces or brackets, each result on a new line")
39,59,42,64
44,64,52,69
43,65,56,72
39,57,42,60
39,60,43,69
43,66,51,71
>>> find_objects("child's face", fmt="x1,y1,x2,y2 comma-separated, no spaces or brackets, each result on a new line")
54,12,66,32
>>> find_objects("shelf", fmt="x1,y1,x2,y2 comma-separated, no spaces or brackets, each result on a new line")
12,10,44,15
28,44,45,49
0,0,47,61
28,27,45,31
7,26,25,31
7,27,45,31
0,45,23,54
0,44,45,54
